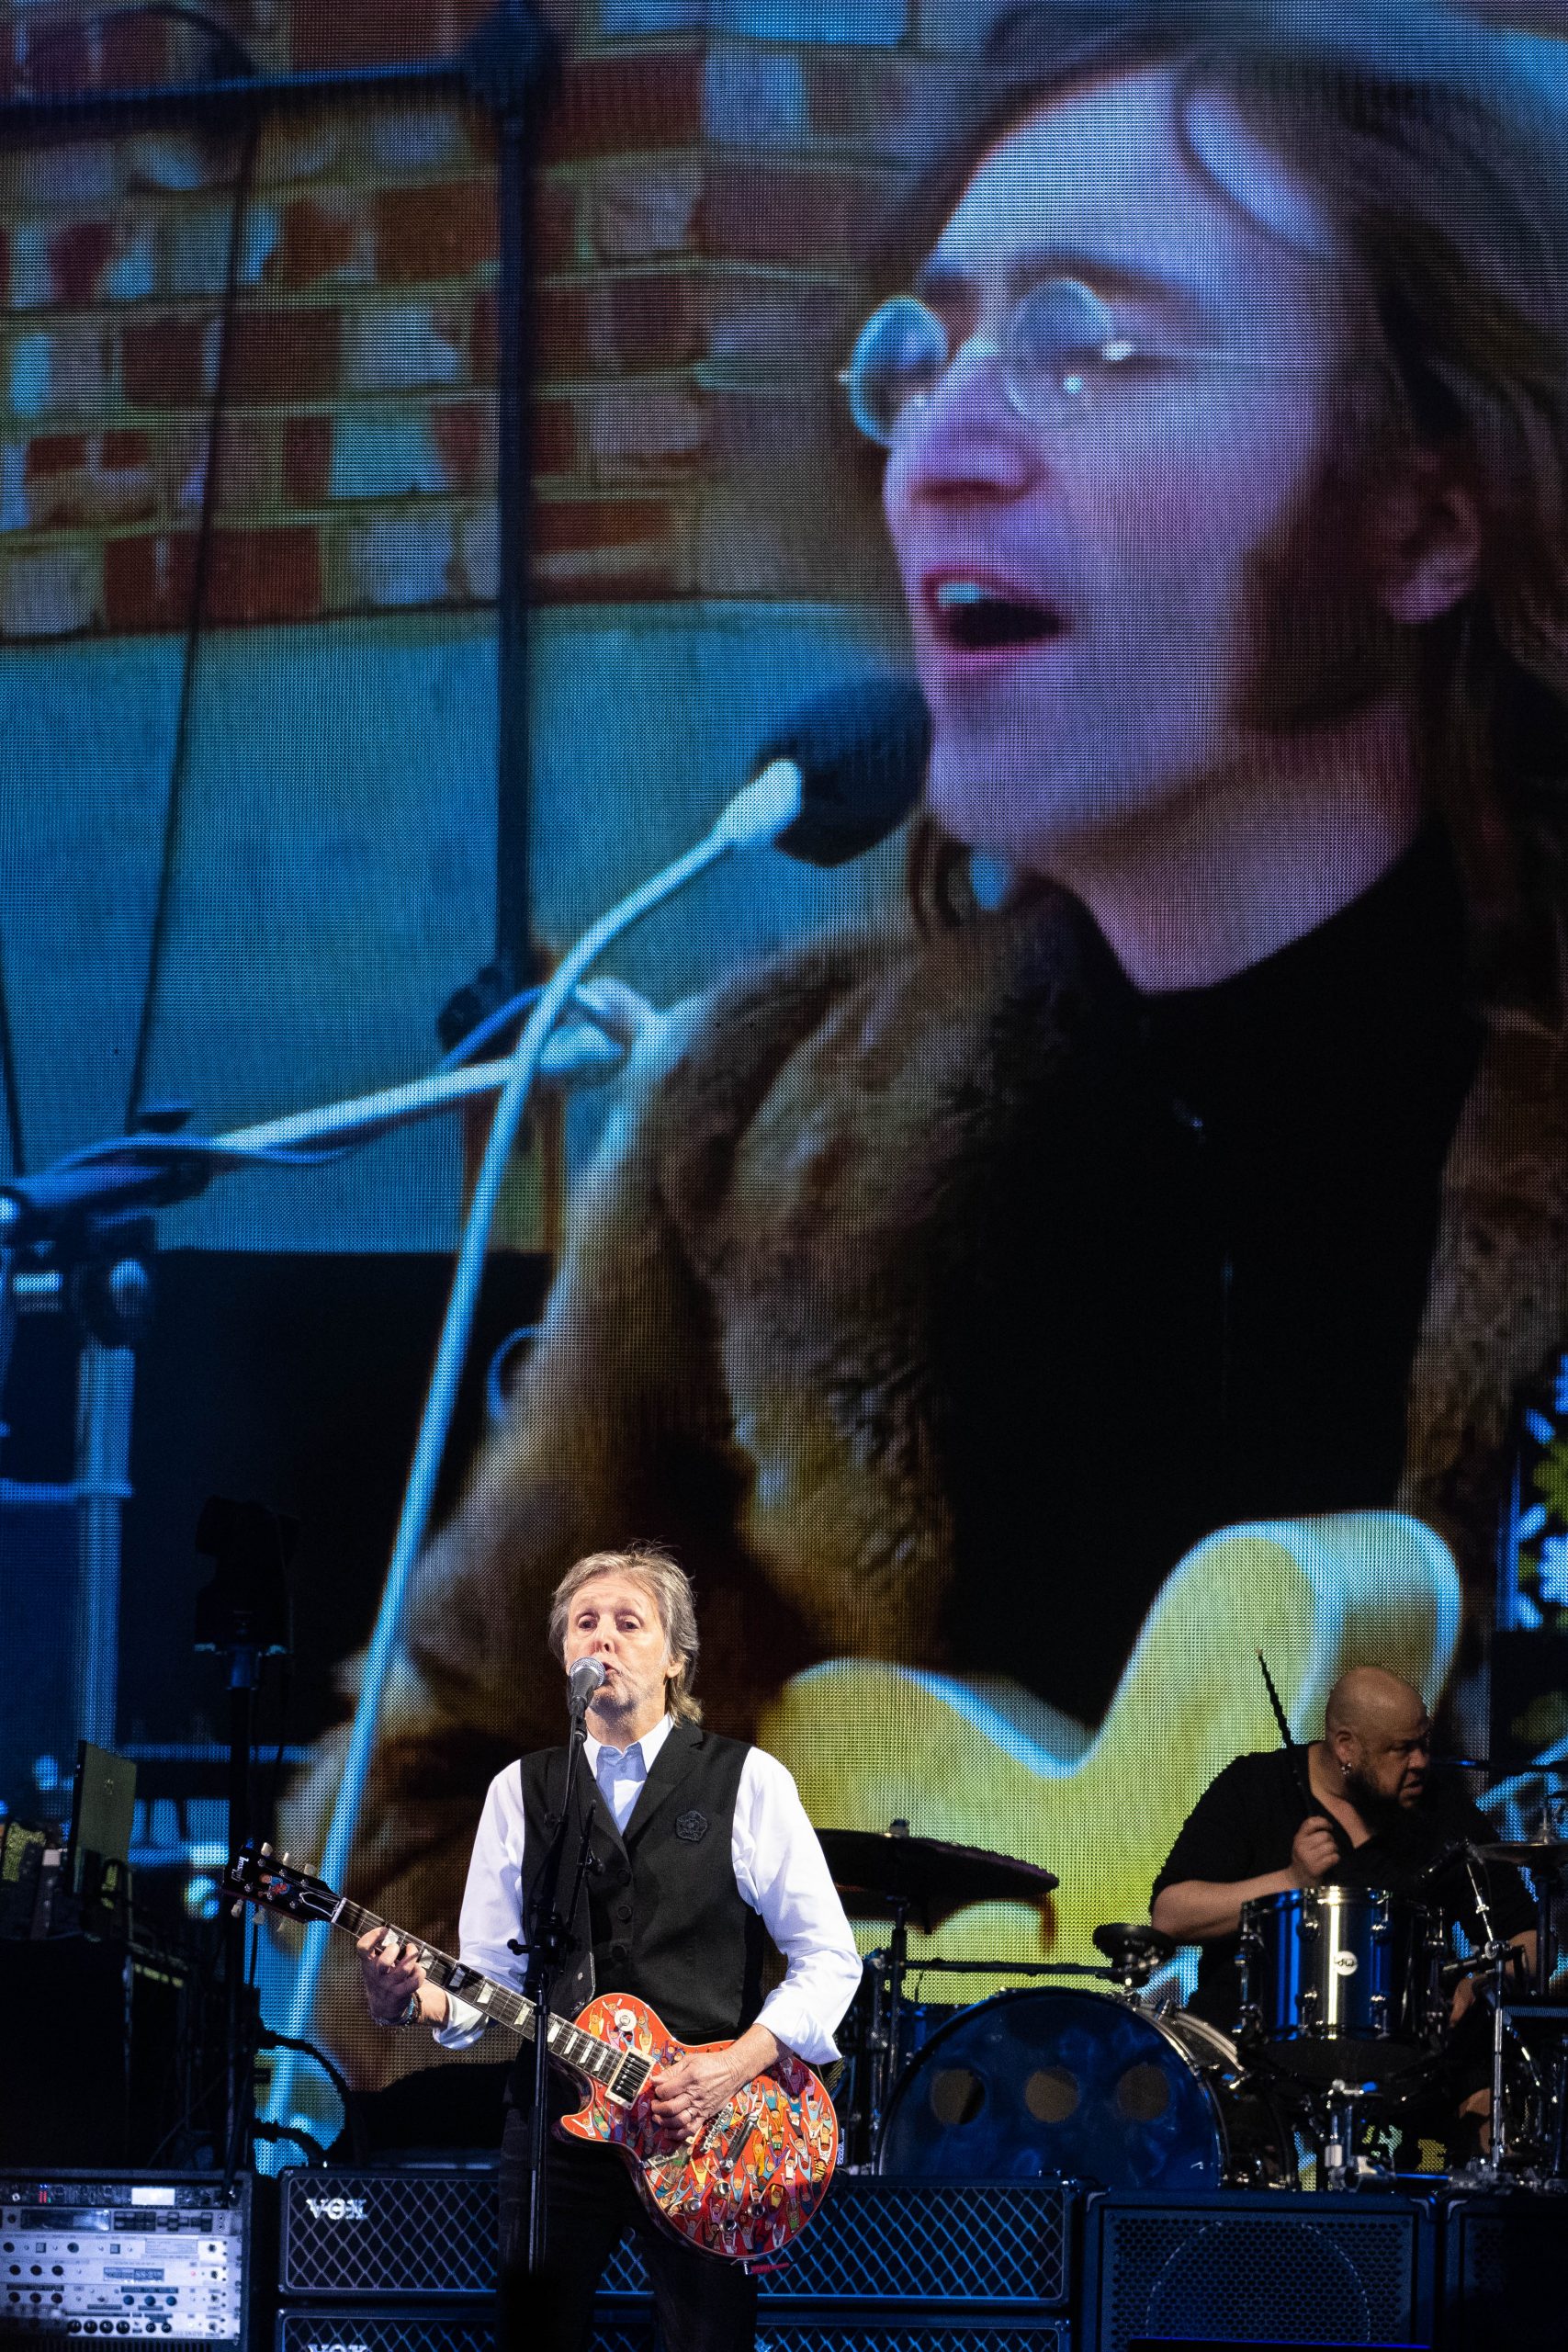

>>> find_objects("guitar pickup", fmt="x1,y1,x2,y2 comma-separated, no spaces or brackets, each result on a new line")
607,2054,650,2106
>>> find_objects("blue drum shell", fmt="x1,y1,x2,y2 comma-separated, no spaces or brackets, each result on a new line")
1238,1886,1441,2086
875,1987,1224,2192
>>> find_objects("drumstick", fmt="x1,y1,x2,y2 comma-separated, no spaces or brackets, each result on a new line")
1257,1648,1347,1862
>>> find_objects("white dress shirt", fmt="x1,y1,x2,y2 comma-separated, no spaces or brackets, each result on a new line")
434,1717,862,2065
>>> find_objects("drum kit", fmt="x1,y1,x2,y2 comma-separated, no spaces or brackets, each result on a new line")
819,1815,1568,2193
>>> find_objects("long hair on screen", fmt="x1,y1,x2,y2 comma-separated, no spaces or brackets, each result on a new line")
891,0,1568,1004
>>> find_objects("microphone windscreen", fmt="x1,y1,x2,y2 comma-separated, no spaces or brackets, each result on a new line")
568,1656,606,1704
759,676,931,867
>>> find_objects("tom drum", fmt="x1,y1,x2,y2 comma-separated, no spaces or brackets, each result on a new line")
1238,1885,1444,2085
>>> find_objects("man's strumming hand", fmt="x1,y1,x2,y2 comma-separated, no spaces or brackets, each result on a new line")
649,2022,784,2143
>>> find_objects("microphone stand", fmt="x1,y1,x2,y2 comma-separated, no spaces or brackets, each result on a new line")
266,759,804,2137
511,1688,600,2277
0,1027,623,1770
1,757,809,2152
1455,1842,1518,2184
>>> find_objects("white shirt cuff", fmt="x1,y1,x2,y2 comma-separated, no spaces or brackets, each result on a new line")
433,1988,490,2050
754,1982,844,2068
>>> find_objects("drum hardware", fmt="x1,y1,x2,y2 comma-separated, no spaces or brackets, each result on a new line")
1499,2000,1568,2182
1092,1920,1176,1991
863,1892,912,2157
1443,1838,1547,2186
1309,2075,1379,2191
1440,1932,1547,2190
1472,1821,1567,2001
817,1826,1058,2154
1435,1803,1568,2186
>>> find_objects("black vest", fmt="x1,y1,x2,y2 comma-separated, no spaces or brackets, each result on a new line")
508,1724,766,2104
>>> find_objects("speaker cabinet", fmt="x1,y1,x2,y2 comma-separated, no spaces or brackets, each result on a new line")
280,2170,1074,2309
1441,2195,1565,2350
276,2324,1067,2352
616,2332,1068,2352
280,2169,497,2297
274,2319,652,2352
1085,2190,1432,2351
600,2178,1073,2308
276,2318,496,2352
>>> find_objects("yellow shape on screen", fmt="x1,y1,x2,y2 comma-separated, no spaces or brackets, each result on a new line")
760,1511,1461,1996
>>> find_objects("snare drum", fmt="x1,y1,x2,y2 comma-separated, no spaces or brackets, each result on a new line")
875,1987,1288,2191
1238,1885,1444,2084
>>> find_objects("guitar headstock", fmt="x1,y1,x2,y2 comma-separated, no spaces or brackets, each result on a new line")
229,1842,339,1925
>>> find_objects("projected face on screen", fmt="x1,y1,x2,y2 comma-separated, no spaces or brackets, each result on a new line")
879,68,1485,975
886,72,1359,874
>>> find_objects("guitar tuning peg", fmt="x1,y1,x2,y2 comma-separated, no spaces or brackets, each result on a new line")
278,1852,290,1868
260,1842,274,1859
230,1901,245,1919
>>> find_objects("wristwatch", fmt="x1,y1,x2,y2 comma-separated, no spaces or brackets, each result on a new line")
373,1988,420,2030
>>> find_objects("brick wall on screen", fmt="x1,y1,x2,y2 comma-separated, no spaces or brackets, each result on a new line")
0,0,976,640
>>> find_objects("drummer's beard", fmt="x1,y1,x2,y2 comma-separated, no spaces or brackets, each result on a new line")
1342,1769,1424,1844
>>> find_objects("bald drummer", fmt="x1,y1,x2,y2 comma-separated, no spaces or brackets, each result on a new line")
1151,1669,1535,2135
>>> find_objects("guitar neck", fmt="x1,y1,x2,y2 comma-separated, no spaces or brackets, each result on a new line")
333,1894,648,2099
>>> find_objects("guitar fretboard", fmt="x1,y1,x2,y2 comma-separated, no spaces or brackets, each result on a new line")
333,1893,654,2103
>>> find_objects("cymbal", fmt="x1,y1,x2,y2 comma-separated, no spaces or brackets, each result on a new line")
817,1826,1058,1931
1472,1839,1568,1868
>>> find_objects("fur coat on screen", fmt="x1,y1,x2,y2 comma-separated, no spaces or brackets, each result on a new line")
284,887,1568,2039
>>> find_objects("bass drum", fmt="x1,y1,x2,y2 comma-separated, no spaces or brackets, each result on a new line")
875,1988,1235,2191
1159,2005,1299,2188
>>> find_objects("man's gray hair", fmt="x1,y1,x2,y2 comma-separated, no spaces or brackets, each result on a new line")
547,1542,703,1725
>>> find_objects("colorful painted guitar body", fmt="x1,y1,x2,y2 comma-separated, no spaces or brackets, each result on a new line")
228,1850,839,2265
557,1990,840,2262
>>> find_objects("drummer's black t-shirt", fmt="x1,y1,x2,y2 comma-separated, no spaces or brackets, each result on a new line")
1152,1748,1535,2028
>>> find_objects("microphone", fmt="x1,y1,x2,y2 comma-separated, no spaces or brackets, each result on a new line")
1413,1838,1471,1889
567,1657,606,1716
759,677,931,868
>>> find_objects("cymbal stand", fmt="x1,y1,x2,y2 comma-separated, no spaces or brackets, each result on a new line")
1474,1849,1517,2179
1518,1834,1563,2000
1453,1845,1524,2188
1504,1826,1567,2181
1501,1995,1568,2181
865,1894,912,2153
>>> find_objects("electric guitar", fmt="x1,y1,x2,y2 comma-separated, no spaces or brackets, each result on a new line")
227,1848,839,2265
